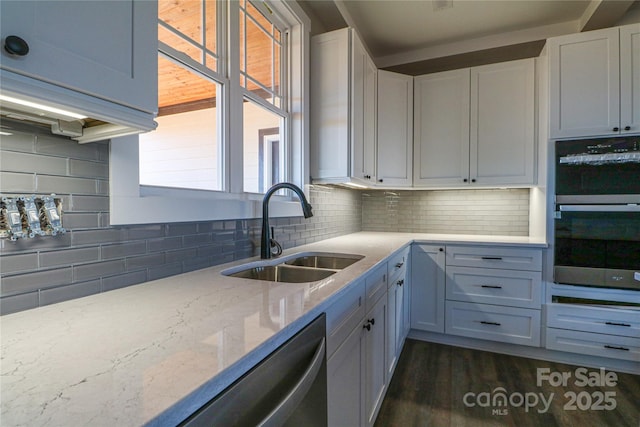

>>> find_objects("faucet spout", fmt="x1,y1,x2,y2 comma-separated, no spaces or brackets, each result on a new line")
261,183,313,259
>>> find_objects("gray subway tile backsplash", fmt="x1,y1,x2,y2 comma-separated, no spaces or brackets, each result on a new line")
1,267,73,296
1,125,529,315
0,171,36,193
39,280,101,307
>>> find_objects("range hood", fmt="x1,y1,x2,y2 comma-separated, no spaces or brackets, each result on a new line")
0,69,157,143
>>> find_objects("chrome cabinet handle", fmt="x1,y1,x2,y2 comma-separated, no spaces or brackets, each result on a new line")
258,338,326,427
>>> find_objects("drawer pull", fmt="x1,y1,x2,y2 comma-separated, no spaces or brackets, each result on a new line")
604,345,630,352
605,321,631,327
395,262,404,268
479,321,501,326
481,285,503,289
396,279,404,287
363,319,375,331
481,257,503,260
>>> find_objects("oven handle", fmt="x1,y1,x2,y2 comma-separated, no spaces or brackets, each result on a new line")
559,204,640,212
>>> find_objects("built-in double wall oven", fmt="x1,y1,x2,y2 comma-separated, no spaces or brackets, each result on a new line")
554,136,640,291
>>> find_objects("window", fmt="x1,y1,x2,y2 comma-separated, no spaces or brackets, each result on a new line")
239,0,287,193
110,1,309,225
140,0,224,191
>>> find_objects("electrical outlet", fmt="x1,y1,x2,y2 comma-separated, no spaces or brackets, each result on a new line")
1,197,27,240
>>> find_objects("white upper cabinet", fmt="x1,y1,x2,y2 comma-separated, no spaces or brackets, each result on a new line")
376,70,413,187
549,23,640,139
414,58,536,188
470,59,536,186
310,28,377,184
414,69,470,186
354,35,378,184
620,24,640,136
0,0,158,114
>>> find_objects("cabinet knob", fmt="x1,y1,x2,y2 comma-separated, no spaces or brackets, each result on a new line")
471,179,476,183
613,127,620,132
624,126,631,131
439,247,444,252
4,35,29,56
463,178,468,183
378,179,383,183
363,323,371,331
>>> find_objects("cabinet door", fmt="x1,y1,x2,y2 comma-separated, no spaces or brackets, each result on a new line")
386,276,404,379
413,69,470,187
620,24,640,135
328,323,365,427
310,29,350,180
470,58,535,185
376,70,413,187
549,27,620,138
402,270,411,338
411,245,446,333
364,295,387,427
0,1,157,113
352,34,377,183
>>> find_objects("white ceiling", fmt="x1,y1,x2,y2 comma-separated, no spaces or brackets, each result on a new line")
298,0,639,71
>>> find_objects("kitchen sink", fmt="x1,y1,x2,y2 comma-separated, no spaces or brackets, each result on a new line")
222,252,364,283
284,254,364,269
227,264,336,283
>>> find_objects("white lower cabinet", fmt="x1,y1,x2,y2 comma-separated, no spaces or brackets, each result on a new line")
445,300,541,346
411,244,446,332
411,244,544,346
386,247,409,381
545,303,640,361
545,328,640,363
444,245,543,347
326,262,389,427
364,295,387,427
328,319,365,426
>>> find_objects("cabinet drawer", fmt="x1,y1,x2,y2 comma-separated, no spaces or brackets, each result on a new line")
445,301,541,346
387,247,410,281
446,266,542,308
546,304,640,339
326,280,365,358
546,328,640,362
365,264,387,313
446,246,542,271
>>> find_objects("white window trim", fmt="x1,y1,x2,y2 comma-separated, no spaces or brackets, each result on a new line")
109,1,310,225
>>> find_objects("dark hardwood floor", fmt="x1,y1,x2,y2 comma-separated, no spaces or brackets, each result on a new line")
375,339,640,427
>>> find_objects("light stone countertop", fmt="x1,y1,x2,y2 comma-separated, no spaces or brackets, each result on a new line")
0,232,546,426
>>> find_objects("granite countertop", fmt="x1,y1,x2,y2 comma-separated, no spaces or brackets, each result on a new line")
0,232,546,426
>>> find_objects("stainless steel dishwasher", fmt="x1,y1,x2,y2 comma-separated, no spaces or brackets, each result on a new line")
180,313,327,427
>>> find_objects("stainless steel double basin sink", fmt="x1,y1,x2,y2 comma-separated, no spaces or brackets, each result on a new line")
222,252,364,283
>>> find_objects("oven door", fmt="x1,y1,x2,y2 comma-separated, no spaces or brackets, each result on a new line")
555,137,640,197
554,204,640,290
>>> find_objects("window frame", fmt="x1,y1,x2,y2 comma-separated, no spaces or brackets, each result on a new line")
109,0,310,225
